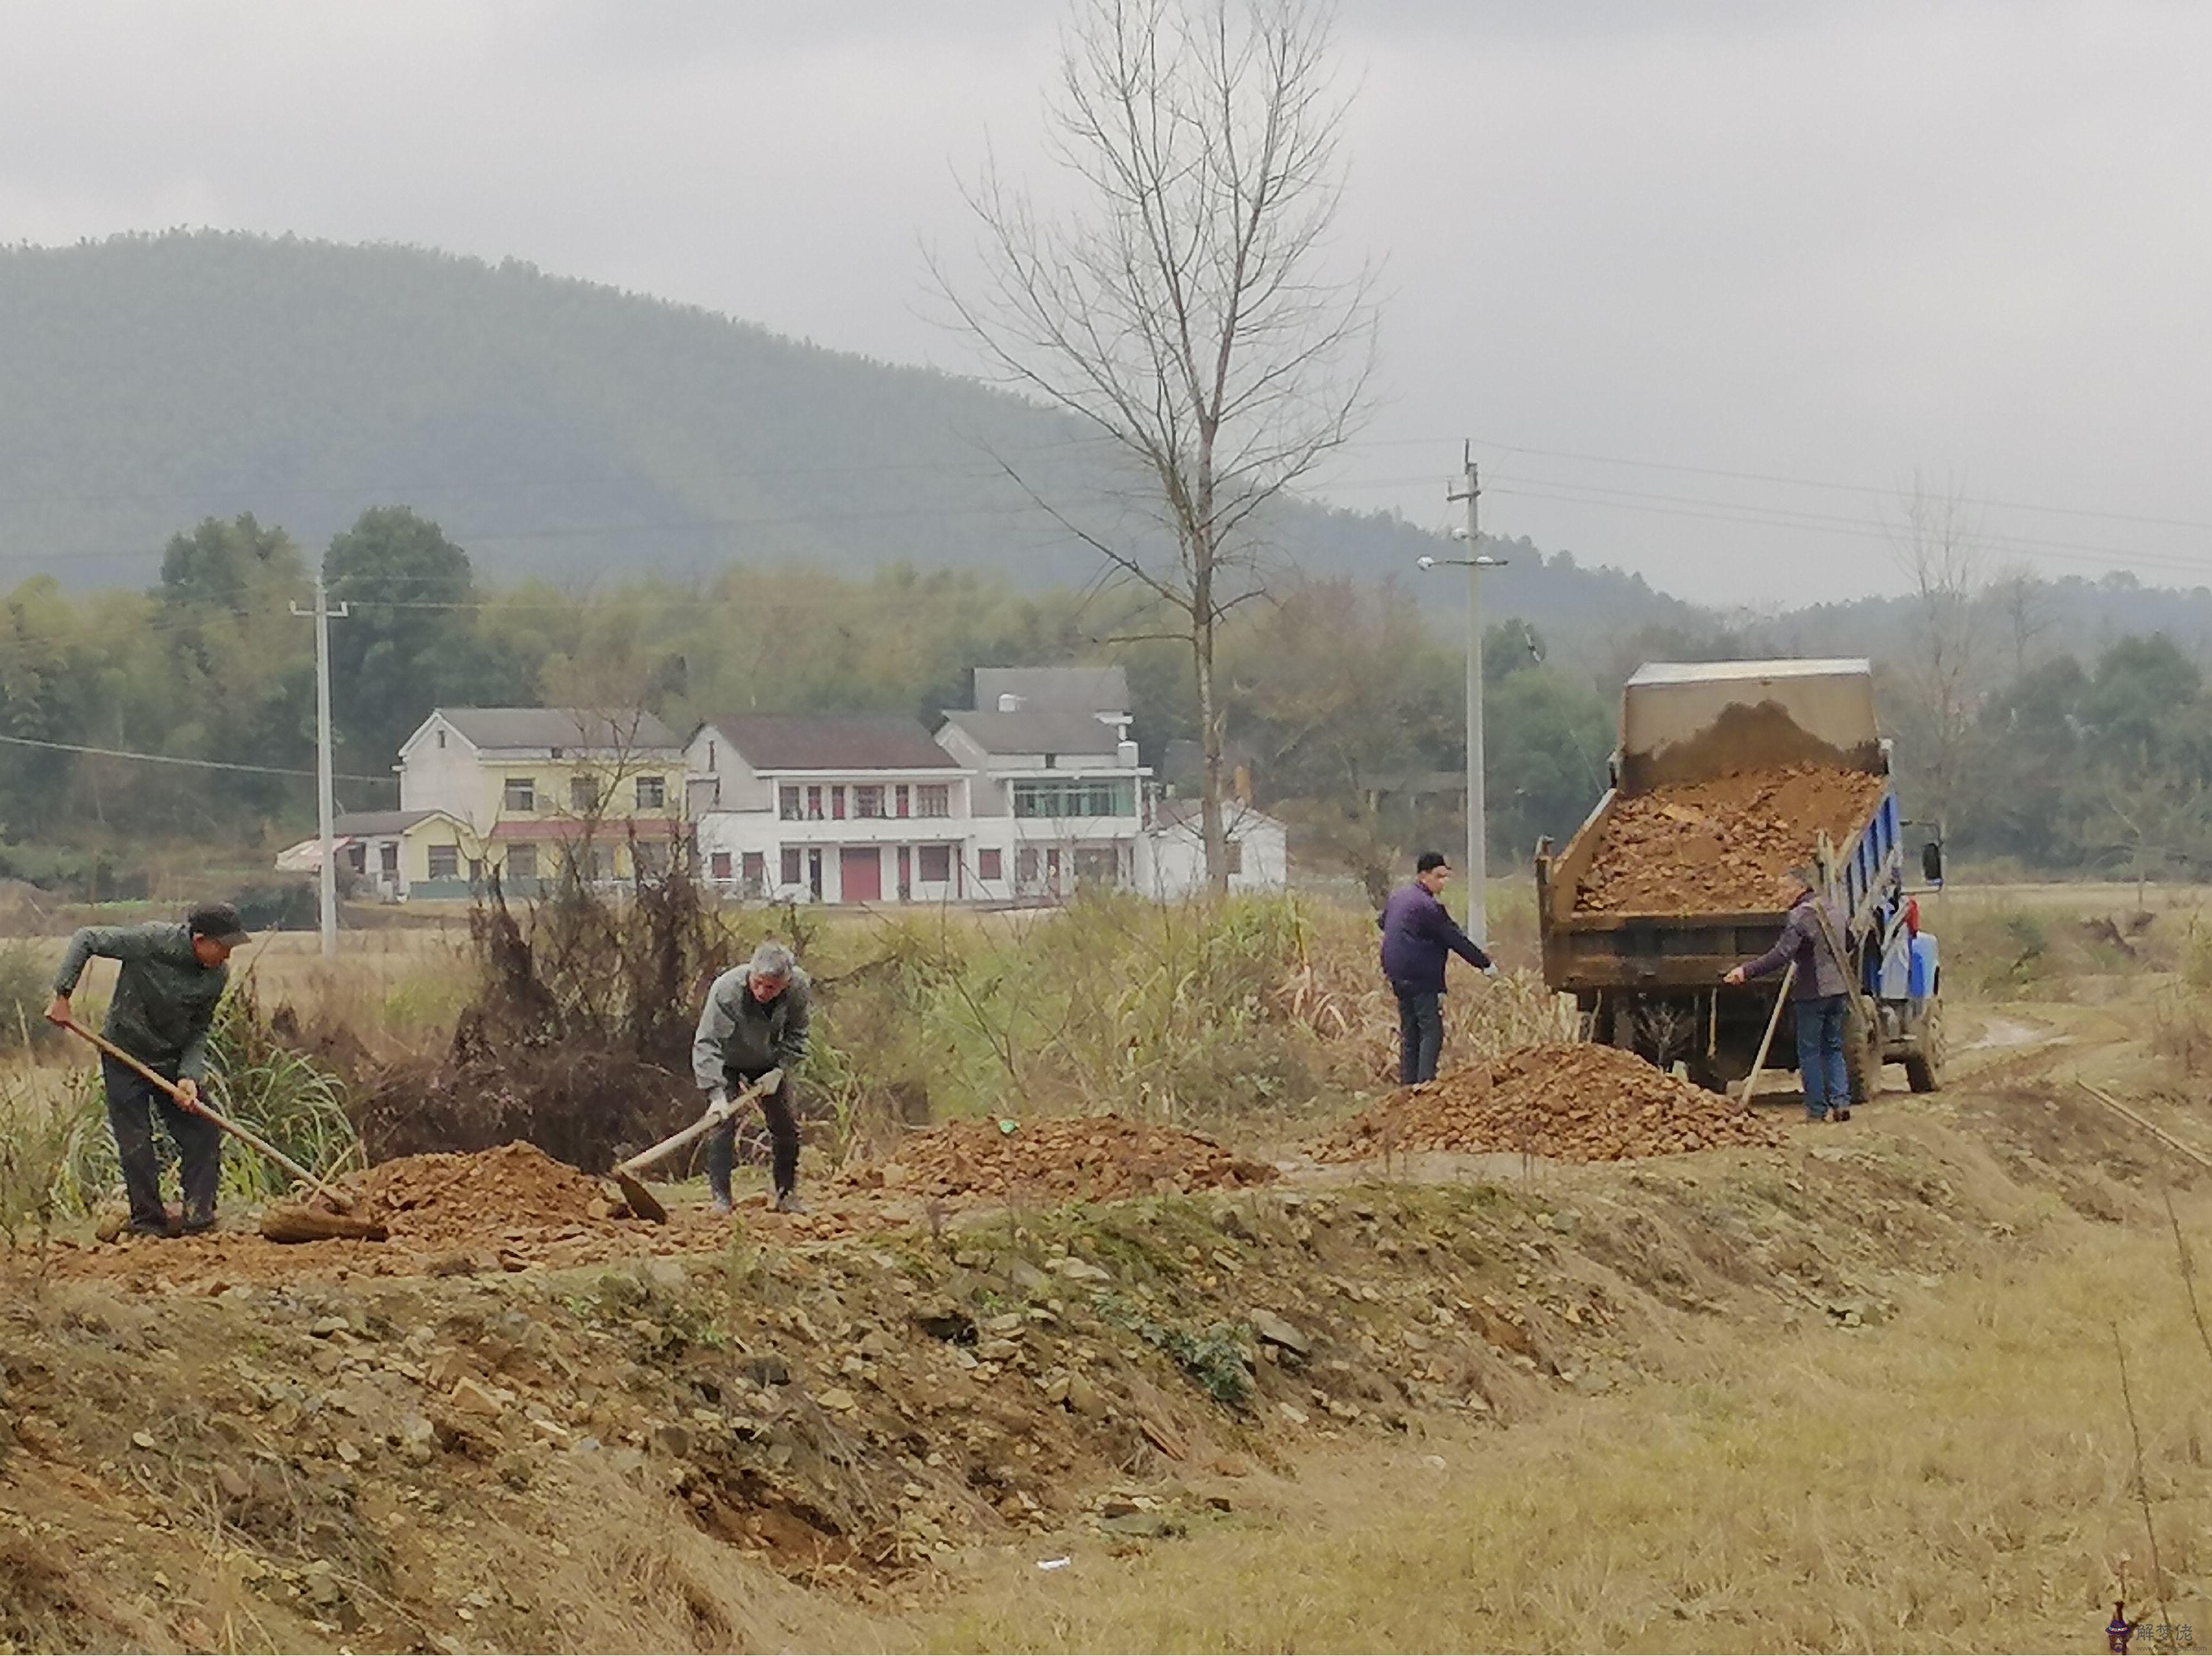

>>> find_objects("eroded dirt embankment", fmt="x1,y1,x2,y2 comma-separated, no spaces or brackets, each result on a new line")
0,1043,2174,1653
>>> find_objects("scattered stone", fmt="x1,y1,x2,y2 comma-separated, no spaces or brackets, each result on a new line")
449,1377,505,1420
818,1388,858,1413
1247,1308,1311,1360
737,1353,792,1387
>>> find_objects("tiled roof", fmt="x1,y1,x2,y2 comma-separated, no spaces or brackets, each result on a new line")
972,666,1130,714
940,709,1124,755
701,714,961,771
437,708,681,753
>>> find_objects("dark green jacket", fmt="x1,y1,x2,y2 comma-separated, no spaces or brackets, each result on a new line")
54,923,227,1079
691,965,811,1090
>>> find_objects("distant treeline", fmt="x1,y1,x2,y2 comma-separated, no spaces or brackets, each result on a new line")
0,501,2203,896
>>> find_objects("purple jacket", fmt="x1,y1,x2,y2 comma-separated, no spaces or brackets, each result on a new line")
1379,883,1491,995
1742,890,1851,1001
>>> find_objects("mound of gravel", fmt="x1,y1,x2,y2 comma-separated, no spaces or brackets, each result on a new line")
862,1115,1276,1203
357,1141,609,1246
1575,763,1889,915
1312,1043,1783,1163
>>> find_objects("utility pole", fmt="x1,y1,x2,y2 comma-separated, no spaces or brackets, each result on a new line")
292,575,349,956
1441,442,1504,945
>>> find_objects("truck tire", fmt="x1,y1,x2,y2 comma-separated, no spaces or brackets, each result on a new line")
1905,999,1946,1093
1845,995,1882,1105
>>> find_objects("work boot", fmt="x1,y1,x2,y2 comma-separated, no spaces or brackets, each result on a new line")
181,1210,217,1235
1833,1107,1852,1123
709,1193,733,1217
124,1216,178,1239
773,1190,806,1216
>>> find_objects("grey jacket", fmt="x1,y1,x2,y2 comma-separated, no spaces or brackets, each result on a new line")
54,922,227,1079
691,965,812,1091
1742,892,1851,1001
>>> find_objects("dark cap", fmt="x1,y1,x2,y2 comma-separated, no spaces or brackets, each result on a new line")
187,901,251,946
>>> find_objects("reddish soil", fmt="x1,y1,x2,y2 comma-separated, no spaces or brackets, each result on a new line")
355,1141,607,1248
1575,763,1889,915
1311,1042,1784,1163
845,1114,1277,1203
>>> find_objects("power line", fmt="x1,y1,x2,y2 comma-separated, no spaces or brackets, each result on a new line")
0,731,394,785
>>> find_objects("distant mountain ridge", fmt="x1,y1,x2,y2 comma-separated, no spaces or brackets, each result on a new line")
0,230,1696,647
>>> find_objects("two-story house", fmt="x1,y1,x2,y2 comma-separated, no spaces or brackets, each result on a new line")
687,715,973,903
939,666,1148,901
396,707,686,896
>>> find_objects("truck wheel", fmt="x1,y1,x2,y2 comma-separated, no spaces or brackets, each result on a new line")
1845,995,1882,1104
1905,999,1946,1093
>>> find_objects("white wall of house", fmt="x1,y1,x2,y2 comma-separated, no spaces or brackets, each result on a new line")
396,715,491,826
1137,809,1290,899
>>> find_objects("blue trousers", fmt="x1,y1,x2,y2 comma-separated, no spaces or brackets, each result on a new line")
1395,989,1443,1085
1793,994,1849,1118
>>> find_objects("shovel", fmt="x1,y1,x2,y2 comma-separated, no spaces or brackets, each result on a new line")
609,1068,782,1224
56,1016,356,1211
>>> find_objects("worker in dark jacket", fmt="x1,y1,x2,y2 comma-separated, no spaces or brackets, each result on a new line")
45,903,250,1237
1379,851,1493,1084
692,941,812,1214
1726,869,1853,1121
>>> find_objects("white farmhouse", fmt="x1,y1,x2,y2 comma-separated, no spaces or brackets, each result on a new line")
687,715,974,903
938,691,1150,901
1135,798,1290,899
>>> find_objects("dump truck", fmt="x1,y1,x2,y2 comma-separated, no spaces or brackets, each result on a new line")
1535,658,1944,1098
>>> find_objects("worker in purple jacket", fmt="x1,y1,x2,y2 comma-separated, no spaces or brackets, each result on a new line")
1726,868,1854,1121
1379,851,1493,1084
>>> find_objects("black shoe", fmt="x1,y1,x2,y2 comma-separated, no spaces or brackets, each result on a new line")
180,1212,216,1235
1833,1107,1852,1123
773,1190,806,1215
124,1217,178,1239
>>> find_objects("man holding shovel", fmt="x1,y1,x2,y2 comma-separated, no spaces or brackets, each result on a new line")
46,902,249,1237
1726,869,1853,1122
693,941,811,1214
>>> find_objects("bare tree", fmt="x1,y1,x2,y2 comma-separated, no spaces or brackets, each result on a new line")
1889,474,1991,850
1990,559,2051,680
935,0,1377,894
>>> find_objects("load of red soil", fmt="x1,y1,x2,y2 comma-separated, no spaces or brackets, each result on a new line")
1312,1043,1784,1163
355,1141,609,1248
1574,763,1889,915
854,1115,1277,1203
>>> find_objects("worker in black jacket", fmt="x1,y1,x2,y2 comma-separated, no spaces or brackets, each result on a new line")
47,902,250,1237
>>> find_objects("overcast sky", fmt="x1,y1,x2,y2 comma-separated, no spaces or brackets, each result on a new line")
3,1,2204,606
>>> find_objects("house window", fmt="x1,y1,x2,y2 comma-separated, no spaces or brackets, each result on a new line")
635,841,669,878
706,741,717,773
742,851,765,896
854,785,885,819
780,846,803,887
916,784,950,819
710,851,732,881
977,848,1003,881
570,774,600,813
437,729,447,750
427,844,460,880
1011,778,1135,819
506,844,538,881
918,844,952,883
379,842,399,877
504,776,536,813
347,843,367,874
1224,839,1244,876
895,785,910,819
780,786,802,821
831,786,847,821
636,775,666,810
805,785,823,820
1017,848,1040,883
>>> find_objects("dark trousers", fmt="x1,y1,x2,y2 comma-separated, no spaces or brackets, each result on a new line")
103,1055,221,1228
1793,993,1850,1118
1395,988,1444,1085
705,1069,800,1199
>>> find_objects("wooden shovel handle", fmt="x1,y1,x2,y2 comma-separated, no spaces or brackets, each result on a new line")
58,1017,355,1211
616,1068,783,1178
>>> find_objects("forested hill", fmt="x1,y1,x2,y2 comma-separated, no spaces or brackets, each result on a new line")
0,230,1691,640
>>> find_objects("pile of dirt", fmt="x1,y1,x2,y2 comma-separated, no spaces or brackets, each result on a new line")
1574,762,1890,915
355,1140,611,1248
1312,1043,1784,1163
853,1115,1277,1203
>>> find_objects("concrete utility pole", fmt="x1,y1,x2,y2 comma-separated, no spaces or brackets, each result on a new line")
1420,442,1507,945
292,575,349,956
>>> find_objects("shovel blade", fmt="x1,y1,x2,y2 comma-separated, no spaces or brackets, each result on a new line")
613,1170,668,1225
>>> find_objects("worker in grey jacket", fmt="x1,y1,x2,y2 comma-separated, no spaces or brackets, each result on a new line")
691,941,812,1213
46,903,250,1236
1726,871,1854,1121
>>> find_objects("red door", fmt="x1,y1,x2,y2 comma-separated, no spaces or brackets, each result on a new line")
840,846,882,903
